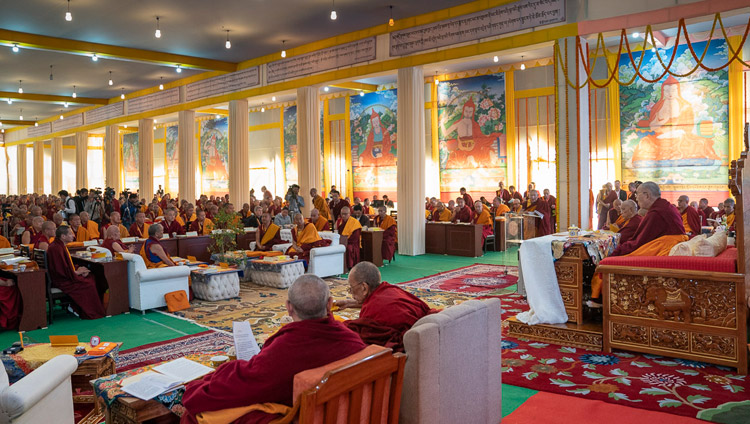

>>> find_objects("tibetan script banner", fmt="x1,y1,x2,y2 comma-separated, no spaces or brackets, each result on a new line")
128,88,180,114
267,38,376,83
85,103,124,125
27,123,52,138
390,0,565,56
186,67,260,101
52,113,84,132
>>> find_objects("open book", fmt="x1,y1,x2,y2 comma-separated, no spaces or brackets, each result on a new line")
523,210,544,219
120,357,214,400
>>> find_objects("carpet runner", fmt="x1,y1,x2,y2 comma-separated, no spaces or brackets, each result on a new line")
117,330,234,371
397,264,518,295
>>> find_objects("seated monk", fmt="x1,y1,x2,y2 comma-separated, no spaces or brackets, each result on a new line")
46,226,106,319
181,275,366,424
491,196,510,218
161,208,186,236
102,211,130,239
523,190,552,236
34,221,57,251
337,262,433,352
102,226,135,255
336,206,361,269
67,214,91,242
431,202,452,222
472,200,493,244
710,202,725,222
255,212,283,251
611,200,642,245
286,213,331,261
21,216,44,245
241,206,262,228
451,197,473,223
362,198,375,215
309,208,330,231
79,211,100,239
189,209,215,235
589,182,686,308
677,195,701,238
374,206,397,262
139,224,177,268
723,198,736,232
606,199,622,228
128,212,151,238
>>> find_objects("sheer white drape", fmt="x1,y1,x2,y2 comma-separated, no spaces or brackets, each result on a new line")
17,144,27,194
105,125,120,193
33,140,44,194
229,100,250,206
51,137,63,194
178,110,197,202
138,119,154,199
297,86,322,217
397,67,426,256
75,132,88,189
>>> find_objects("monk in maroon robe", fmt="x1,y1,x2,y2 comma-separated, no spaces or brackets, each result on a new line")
523,190,552,236
181,276,366,424
677,195,701,238
255,212,283,251
509,186,523,204
338,262,434,352
459,187,474,208
496,182,511,203
374,206,397,262
612,182,685,257
336,207,361,269
328,190,350,222
102,226,134,254
161,208,186,236
46,226,106,319
286,214,331,262
451,198,473,223
698,198,713,226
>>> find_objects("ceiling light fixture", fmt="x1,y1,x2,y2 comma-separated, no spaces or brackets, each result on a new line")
225,30,231,49
1,129,4,134
65,0,72,21
7,98,12,105
281,40,286,58
360,91,365,97
176,65,182,73
18,80,23,94
64,102,68,108
632,32,640,39
272,96,276,101
108,71,113,86
72,85,77,98
120,88,125,100
520,55,526,70
261,103,265,113
324,86,329,92
215,114,221,119
35,119,38,127
493,55,499,63
388,5,394,27
91,54,98,61
159,77,164,90
19,109,23,121
60,110,64,120
11,44,19,53
330,0,337,20
49,65,54,81
434,71,440,85
155,16,161,38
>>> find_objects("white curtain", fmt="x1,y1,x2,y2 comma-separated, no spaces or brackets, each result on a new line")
297,86,322,217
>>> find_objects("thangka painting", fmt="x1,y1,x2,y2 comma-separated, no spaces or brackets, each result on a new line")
350,89,397,200
283,106,298,186
165,125,179,196
200,117,229,196
619,39,729,201
438,73,507,201
122,132,139,191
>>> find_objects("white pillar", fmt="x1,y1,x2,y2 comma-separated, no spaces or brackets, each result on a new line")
556,36,591,230
33,140,44,194
397,67,426,256
104,125,120,192
17,144,27,194
138,119,154,200
51,137,63,194
178,110,197,202
228,100,250,207
297,86,322,217
75,132,88,189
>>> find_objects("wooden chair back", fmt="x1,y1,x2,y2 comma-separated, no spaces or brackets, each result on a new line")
273,349,407,424
729,122,748,309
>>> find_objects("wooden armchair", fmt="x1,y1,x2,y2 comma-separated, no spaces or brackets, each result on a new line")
271,348,407,424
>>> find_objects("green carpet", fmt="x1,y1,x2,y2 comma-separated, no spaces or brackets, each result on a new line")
502,384,538,417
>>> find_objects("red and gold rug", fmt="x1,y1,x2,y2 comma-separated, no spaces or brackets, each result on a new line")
397,264,518,296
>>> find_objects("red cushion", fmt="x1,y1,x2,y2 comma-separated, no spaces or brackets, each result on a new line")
599,247,737,273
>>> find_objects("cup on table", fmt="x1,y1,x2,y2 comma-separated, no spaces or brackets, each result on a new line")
210,355,229,367
18,264,26,272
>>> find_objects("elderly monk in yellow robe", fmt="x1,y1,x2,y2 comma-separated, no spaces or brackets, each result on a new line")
430,202,452,222
491,196,510,218
286,213,331,262
589,182,686,308
310,188,330,220
522,190,552,236
374,206,397,262
79,211,100,239
189,209,214,235
102,226,135,254
140,224,177,268
473,200,494,244
255,212,283,251
309,208,330,231
336,206,362,269
67,214,91,242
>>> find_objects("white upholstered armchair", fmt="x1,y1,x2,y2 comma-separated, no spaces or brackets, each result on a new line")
0,355,77,423
250,231,346,278
120,252,191,312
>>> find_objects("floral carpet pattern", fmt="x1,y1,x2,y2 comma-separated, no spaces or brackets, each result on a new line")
397,264,518,296
116,330,234,371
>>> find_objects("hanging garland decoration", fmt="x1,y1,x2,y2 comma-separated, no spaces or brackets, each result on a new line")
555,13,750,90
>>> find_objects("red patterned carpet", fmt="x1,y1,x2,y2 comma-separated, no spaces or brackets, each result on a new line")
116,330,234,371
397,264,518,295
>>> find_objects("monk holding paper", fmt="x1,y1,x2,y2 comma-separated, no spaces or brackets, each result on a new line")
286,213,331,261
336,206,361,269
181,275,366,424
374,206,397,262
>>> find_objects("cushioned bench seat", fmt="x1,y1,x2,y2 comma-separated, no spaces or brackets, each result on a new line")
598,247,737,273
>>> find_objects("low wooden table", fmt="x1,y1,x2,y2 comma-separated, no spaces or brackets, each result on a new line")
361,230,383,266
0,268,47,331
72,256,129,317
425,223,483,257
177,235,213,262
